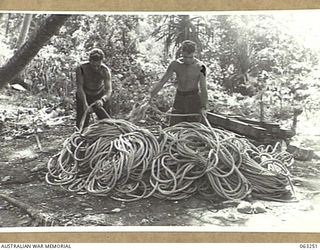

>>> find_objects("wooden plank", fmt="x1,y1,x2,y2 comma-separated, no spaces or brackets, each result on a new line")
229,116,281,134
278,128,295,139
206,112,269,139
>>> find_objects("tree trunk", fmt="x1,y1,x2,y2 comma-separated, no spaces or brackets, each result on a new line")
11,14,33,88
16,14,33,48
5,13,11,36
0,14,70,90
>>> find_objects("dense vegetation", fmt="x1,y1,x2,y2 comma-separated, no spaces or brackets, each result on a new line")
1,12,319,130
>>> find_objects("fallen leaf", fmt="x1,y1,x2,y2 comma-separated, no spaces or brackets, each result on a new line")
11,84,27,92
2,176,11,182
111,208,121,213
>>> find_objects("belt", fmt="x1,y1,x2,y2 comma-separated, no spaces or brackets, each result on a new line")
176,89,199,96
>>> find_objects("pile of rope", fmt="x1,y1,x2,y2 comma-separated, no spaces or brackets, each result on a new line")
46,117,294,202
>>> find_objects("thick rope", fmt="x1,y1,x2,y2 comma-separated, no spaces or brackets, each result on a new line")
46,109,295,202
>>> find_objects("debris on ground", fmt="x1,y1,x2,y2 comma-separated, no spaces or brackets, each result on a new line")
1,91,320,229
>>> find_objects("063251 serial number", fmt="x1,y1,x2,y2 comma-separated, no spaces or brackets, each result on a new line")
300,244,318,248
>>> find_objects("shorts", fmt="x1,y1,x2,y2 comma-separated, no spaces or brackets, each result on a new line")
170,89,202,126
76,91,111,129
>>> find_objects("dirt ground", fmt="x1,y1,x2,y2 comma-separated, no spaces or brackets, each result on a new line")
1,90,320,231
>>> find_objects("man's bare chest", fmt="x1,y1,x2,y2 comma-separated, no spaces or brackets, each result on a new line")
174,64,200,81
83,69,104,83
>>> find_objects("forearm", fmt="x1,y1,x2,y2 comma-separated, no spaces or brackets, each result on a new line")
102,82,112,101
77,87,88,107
150,82,164,99
200,90,208,108
148,63,174,100
76,67,88,107
199,78,208,108
78,90,87,104
102,70,112,101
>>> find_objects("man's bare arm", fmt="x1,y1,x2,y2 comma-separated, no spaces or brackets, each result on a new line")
102,67,112,101
76,66,88,111
149,62,175,99
199,65,208,109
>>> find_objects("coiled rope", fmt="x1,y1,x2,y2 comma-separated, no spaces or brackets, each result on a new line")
46,105,295,202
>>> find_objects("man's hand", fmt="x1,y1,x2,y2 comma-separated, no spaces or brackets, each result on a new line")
101,95,109,102
93,99,104,108
200,107,207,117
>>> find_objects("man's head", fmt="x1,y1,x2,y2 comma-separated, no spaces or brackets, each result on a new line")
181,40,196,65
181,40,196,54
89,48,104,70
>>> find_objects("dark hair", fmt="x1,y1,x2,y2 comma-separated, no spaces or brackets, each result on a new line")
89,48,105,61
181,40,196,54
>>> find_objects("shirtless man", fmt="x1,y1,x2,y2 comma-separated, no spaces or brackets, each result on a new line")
75,48,112,129
147,40,208,125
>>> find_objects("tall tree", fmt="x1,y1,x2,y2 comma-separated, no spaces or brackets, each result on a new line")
0,14,70,89
5,13,11,36
151,15,205,60
16,14,33,48
11,14,33,88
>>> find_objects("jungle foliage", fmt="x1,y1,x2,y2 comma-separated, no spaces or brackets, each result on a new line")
0,12,319,127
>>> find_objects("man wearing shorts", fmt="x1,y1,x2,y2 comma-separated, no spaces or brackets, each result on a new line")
75,48,112,129
147,40,208,125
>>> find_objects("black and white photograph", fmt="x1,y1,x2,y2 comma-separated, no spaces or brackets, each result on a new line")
0,10,320,232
